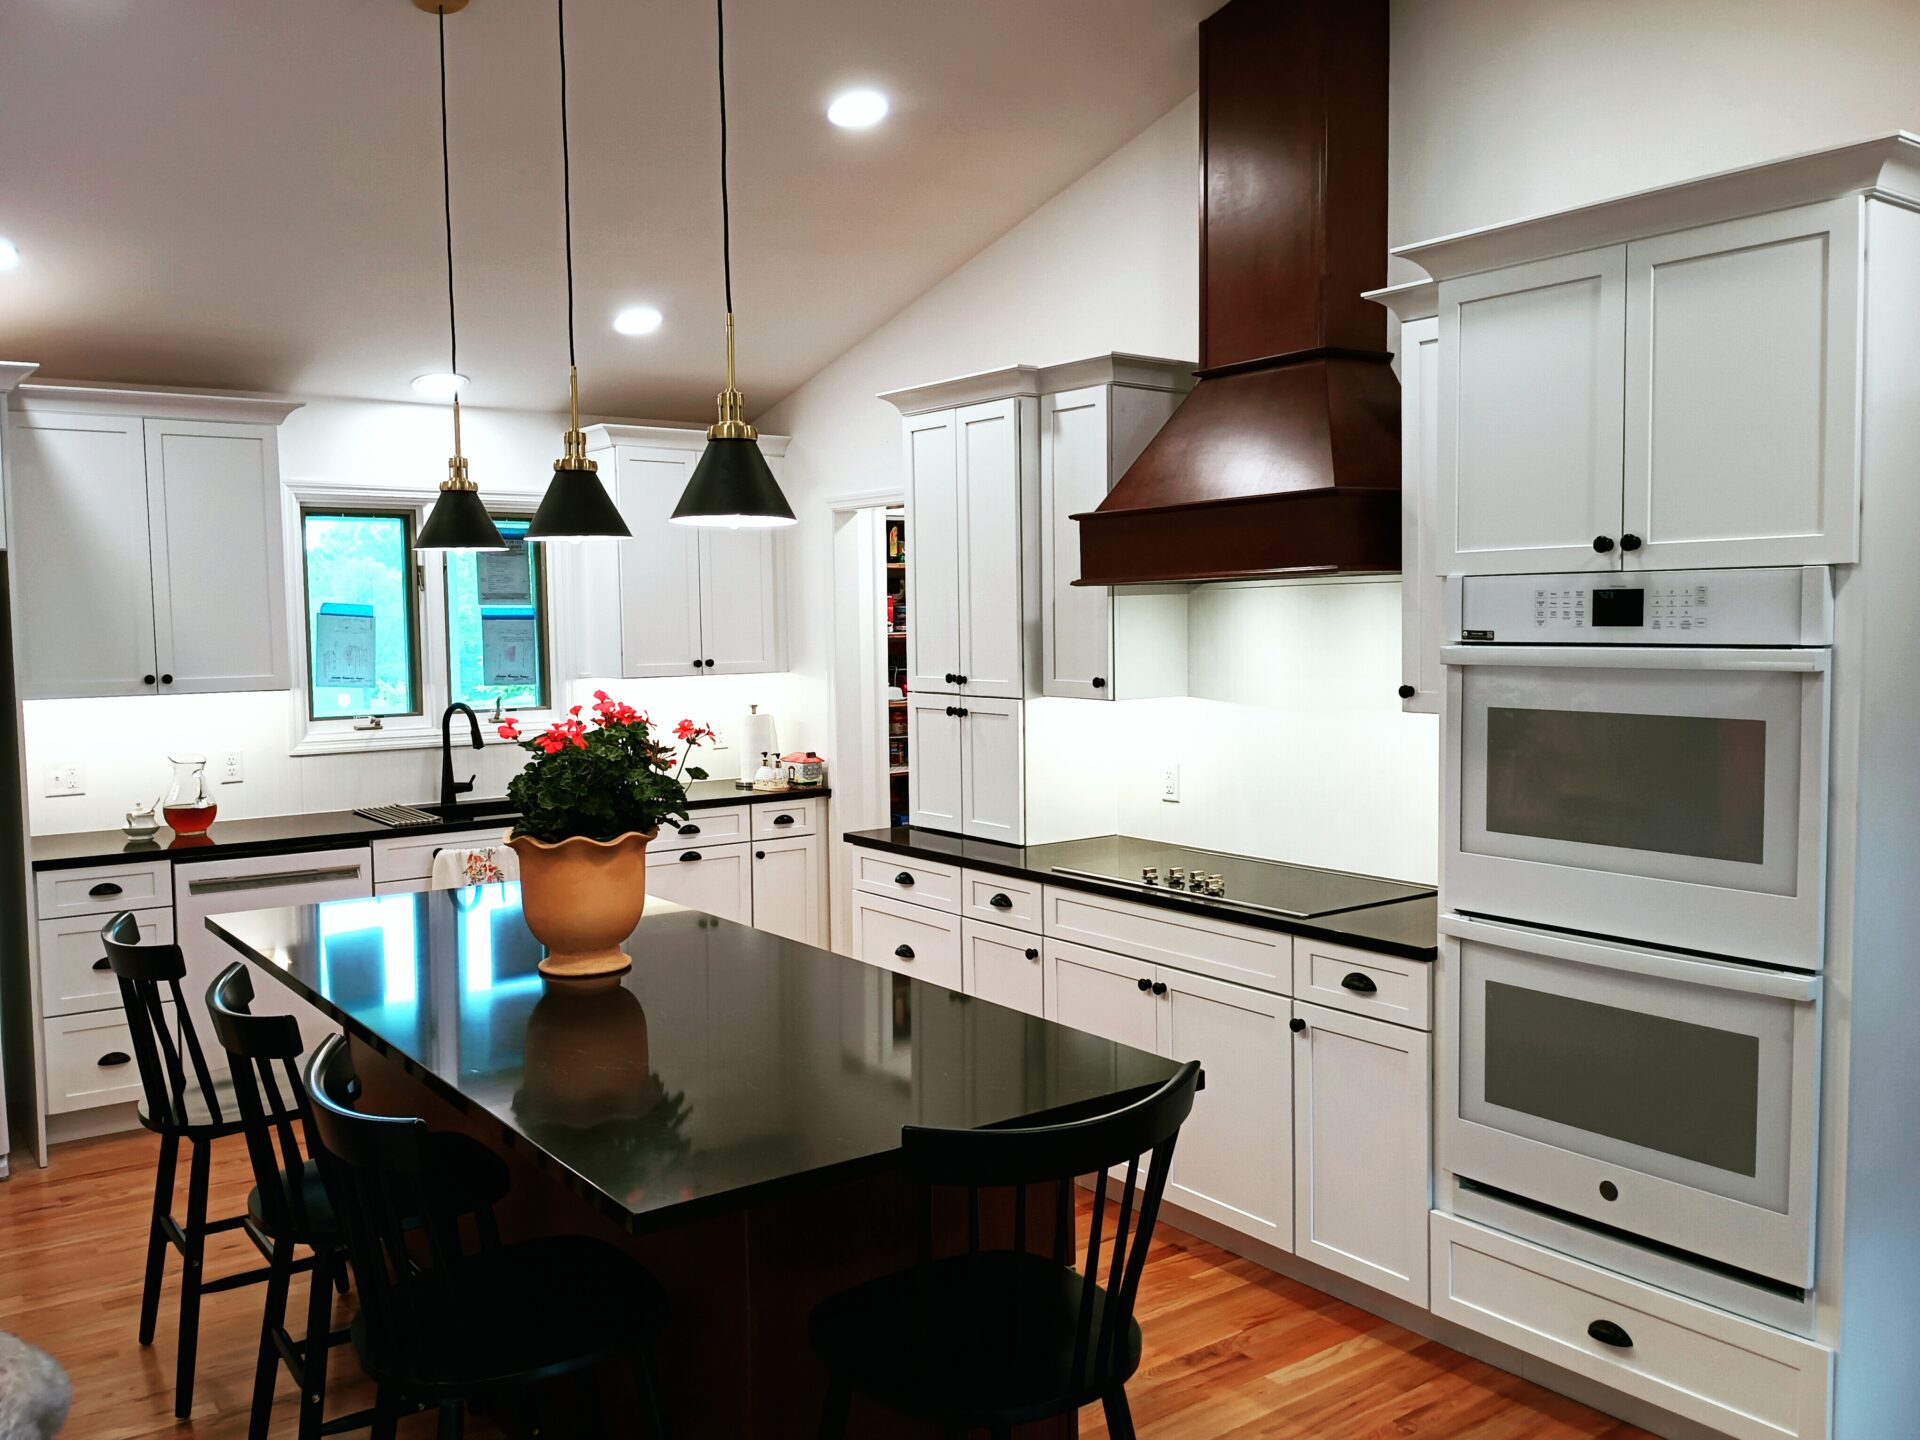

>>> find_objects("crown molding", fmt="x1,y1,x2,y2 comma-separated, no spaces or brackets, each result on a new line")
11,380,303,425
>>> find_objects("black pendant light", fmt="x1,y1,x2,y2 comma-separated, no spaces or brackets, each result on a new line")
415,0,506,554
670,0,797,530
527,0,630,543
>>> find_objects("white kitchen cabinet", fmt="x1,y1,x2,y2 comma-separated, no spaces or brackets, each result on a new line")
1043,939,1159,1054
953,398,1031,698
961,918,1043,1019
852,889,963,990
8,389,299,700
585,425,787,680
904,694,963,834
751,832,822,946
1623,200,1860,570
1437,247,1627,576
1038,370,1191,701
1291,1000,1431,1305
902,409,961,694
645,841,753,926
905,694,1024,843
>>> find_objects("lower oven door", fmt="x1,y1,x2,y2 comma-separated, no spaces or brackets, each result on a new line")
1441,913,1819,1287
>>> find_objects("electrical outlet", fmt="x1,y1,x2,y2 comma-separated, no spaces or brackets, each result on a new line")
45,763,84,797
219,750,244,784
1160,765,1180,803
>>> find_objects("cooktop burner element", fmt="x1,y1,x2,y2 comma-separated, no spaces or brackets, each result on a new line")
1053,849,1433,921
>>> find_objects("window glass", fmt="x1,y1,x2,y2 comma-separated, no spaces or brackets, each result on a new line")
301,511,419,720
443,518,548,712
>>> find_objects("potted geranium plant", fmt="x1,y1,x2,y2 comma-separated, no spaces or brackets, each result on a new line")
499,692,716,986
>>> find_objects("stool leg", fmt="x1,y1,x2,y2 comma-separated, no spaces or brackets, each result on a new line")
174,1136,212,1419
817,1374,851,1440
296,1247,335,1440
370,1384,401,1440
435,1399,465,1440
248,1234,294,1440
1101,1385,1137,1440
138,1131,178,1346
633,1346,670,1439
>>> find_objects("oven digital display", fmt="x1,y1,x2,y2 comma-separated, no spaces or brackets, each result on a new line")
1590,587,1645,627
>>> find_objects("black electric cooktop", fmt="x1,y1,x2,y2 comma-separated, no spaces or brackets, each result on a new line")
1049,845,1434,920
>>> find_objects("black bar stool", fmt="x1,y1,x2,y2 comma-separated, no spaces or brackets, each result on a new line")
102,911,280,1420
304,1033,673,1439
208,962,512,1440
809,1060,1202,1440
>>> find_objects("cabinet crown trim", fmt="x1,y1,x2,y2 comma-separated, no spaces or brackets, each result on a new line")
1361,280,1438,323
583,421,790,456
1396,130,1920,282
11,382,302,425
879,365,1041,415
0,362,39,395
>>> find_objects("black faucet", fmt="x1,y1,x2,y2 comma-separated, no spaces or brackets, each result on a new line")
440,702,482,811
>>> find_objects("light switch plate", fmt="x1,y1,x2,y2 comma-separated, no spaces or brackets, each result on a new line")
1160,765,1180,803
45,763,83,797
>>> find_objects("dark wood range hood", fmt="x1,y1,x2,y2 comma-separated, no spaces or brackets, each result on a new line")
1075,0,1400,584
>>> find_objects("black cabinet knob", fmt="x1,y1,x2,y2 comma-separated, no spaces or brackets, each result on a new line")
1151,981,1167,996
944,672,958,685
894,871,915,887
894,944,914,960
944,705,957,717
143,674,157,686
704,658,715,667
88,881,123,898
1396,684,1416,699
1091,676,1107,690
97,1050,131,1068
755,850,766,860
1619,533,1643,552
1592,535,1615,554
1289,1017,1306,1033
1586,1319,1633,1349
955,707,969,719
1136,977,1152,992
1024,948,1038,960
988,893,1012,910
1340,972,1379,994
91,956,112,972
160,674,173,685
772,814,795,826
693,659,704,669
679,851,703,862
954,674,968,685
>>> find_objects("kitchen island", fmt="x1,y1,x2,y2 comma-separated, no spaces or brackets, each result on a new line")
210,886,1180,1436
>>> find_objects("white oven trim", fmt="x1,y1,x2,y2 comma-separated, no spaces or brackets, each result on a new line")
1441,648,1831,969
1438,915,1821,1288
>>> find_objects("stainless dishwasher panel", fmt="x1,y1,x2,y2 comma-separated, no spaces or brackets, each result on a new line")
174,847,373,1051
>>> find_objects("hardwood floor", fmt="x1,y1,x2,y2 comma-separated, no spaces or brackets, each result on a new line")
0,1131,1654,1438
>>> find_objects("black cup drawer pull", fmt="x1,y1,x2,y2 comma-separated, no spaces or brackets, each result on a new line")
772,814,795,826
1586,1319,1633,1350
895,872,915,887
97,1050,132,1068
92,956,112,972
894,944,914,960
988,893,1012,910
88,881,124,898
679,823,701,836
1340,971,1379,994
680,851,703,862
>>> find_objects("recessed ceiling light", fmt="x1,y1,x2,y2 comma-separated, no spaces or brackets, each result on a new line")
827,89,889,129
612,304,664,336
411,371,468,400
0,238,19,271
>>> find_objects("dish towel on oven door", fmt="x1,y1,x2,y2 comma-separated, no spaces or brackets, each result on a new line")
430,845,520,890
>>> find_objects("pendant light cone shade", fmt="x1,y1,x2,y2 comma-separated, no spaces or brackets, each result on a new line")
415,3,505,554
673,0,796,530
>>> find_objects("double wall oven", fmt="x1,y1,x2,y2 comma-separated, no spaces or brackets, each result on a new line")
1439,566,1830,1293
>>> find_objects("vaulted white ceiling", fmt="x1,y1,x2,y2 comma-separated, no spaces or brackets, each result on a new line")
0,0,1212,421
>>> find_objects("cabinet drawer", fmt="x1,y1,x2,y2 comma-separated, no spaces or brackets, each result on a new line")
40,909,175,1017
961,868,1040,932
1042,886,1291,994
852,849,961,913
1292,938,1432,1031
1430,1213,1831,1440
853,891,962,990
35,860,172,920
961,919,1043,1018
371,827,513,885
45,1009,157,1113
654,804,749,850
751,797,818,839
645,842,753,926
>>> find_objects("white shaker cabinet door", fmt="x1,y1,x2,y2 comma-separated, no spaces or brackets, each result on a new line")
1155,968,1293,1249
1624,199,1861,570
1040,385,1112,700
646,843,753,925
1042,939,1158,1053
9,411,158,699
1291,1001,1431,1306
903,411,961,694
614,446,705,678
1397,317,1443,714
699,526,781,674
954,399,1026,699
906,695,963,834
958,696,1023,845
961,918,1044,1019
144,419,289,694
1439,246,1627,575
751,833,822,946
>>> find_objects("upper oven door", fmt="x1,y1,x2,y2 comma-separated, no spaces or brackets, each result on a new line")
1443,645,1829,968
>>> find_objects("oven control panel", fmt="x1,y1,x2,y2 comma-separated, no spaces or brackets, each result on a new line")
1451,566,1833,647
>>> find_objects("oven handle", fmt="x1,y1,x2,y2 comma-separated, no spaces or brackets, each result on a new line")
1440,914,1822,1002
1440,645,1827,673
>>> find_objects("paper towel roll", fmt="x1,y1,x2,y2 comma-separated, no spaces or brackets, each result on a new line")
738,706,779,786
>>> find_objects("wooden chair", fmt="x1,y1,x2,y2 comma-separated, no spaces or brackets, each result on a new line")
207,961,511,1440
102,911,279,1420
304,1032,673,1439
809,1060,1203,1440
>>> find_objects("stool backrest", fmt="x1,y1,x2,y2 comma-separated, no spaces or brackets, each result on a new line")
206,962,319,1237
899,1059,1200,1396
101,912,225,1132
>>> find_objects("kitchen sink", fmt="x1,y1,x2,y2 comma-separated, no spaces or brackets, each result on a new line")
356,799,521,829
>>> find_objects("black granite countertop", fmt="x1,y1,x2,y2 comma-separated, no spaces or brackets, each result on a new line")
210,888,1179,1234
31,780,830,871
845,828,1439,961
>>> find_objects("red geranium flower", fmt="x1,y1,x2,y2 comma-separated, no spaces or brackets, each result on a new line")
496,718,521,740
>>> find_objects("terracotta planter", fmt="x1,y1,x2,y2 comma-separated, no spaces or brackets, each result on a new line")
506,828,657,988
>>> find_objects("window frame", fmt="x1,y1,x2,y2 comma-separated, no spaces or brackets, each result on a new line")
297,504,426,725
440,514,555,718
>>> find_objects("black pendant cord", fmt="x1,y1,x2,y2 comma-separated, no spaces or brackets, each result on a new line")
438,4,458,380
558,0,576,369
716,0,733,316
